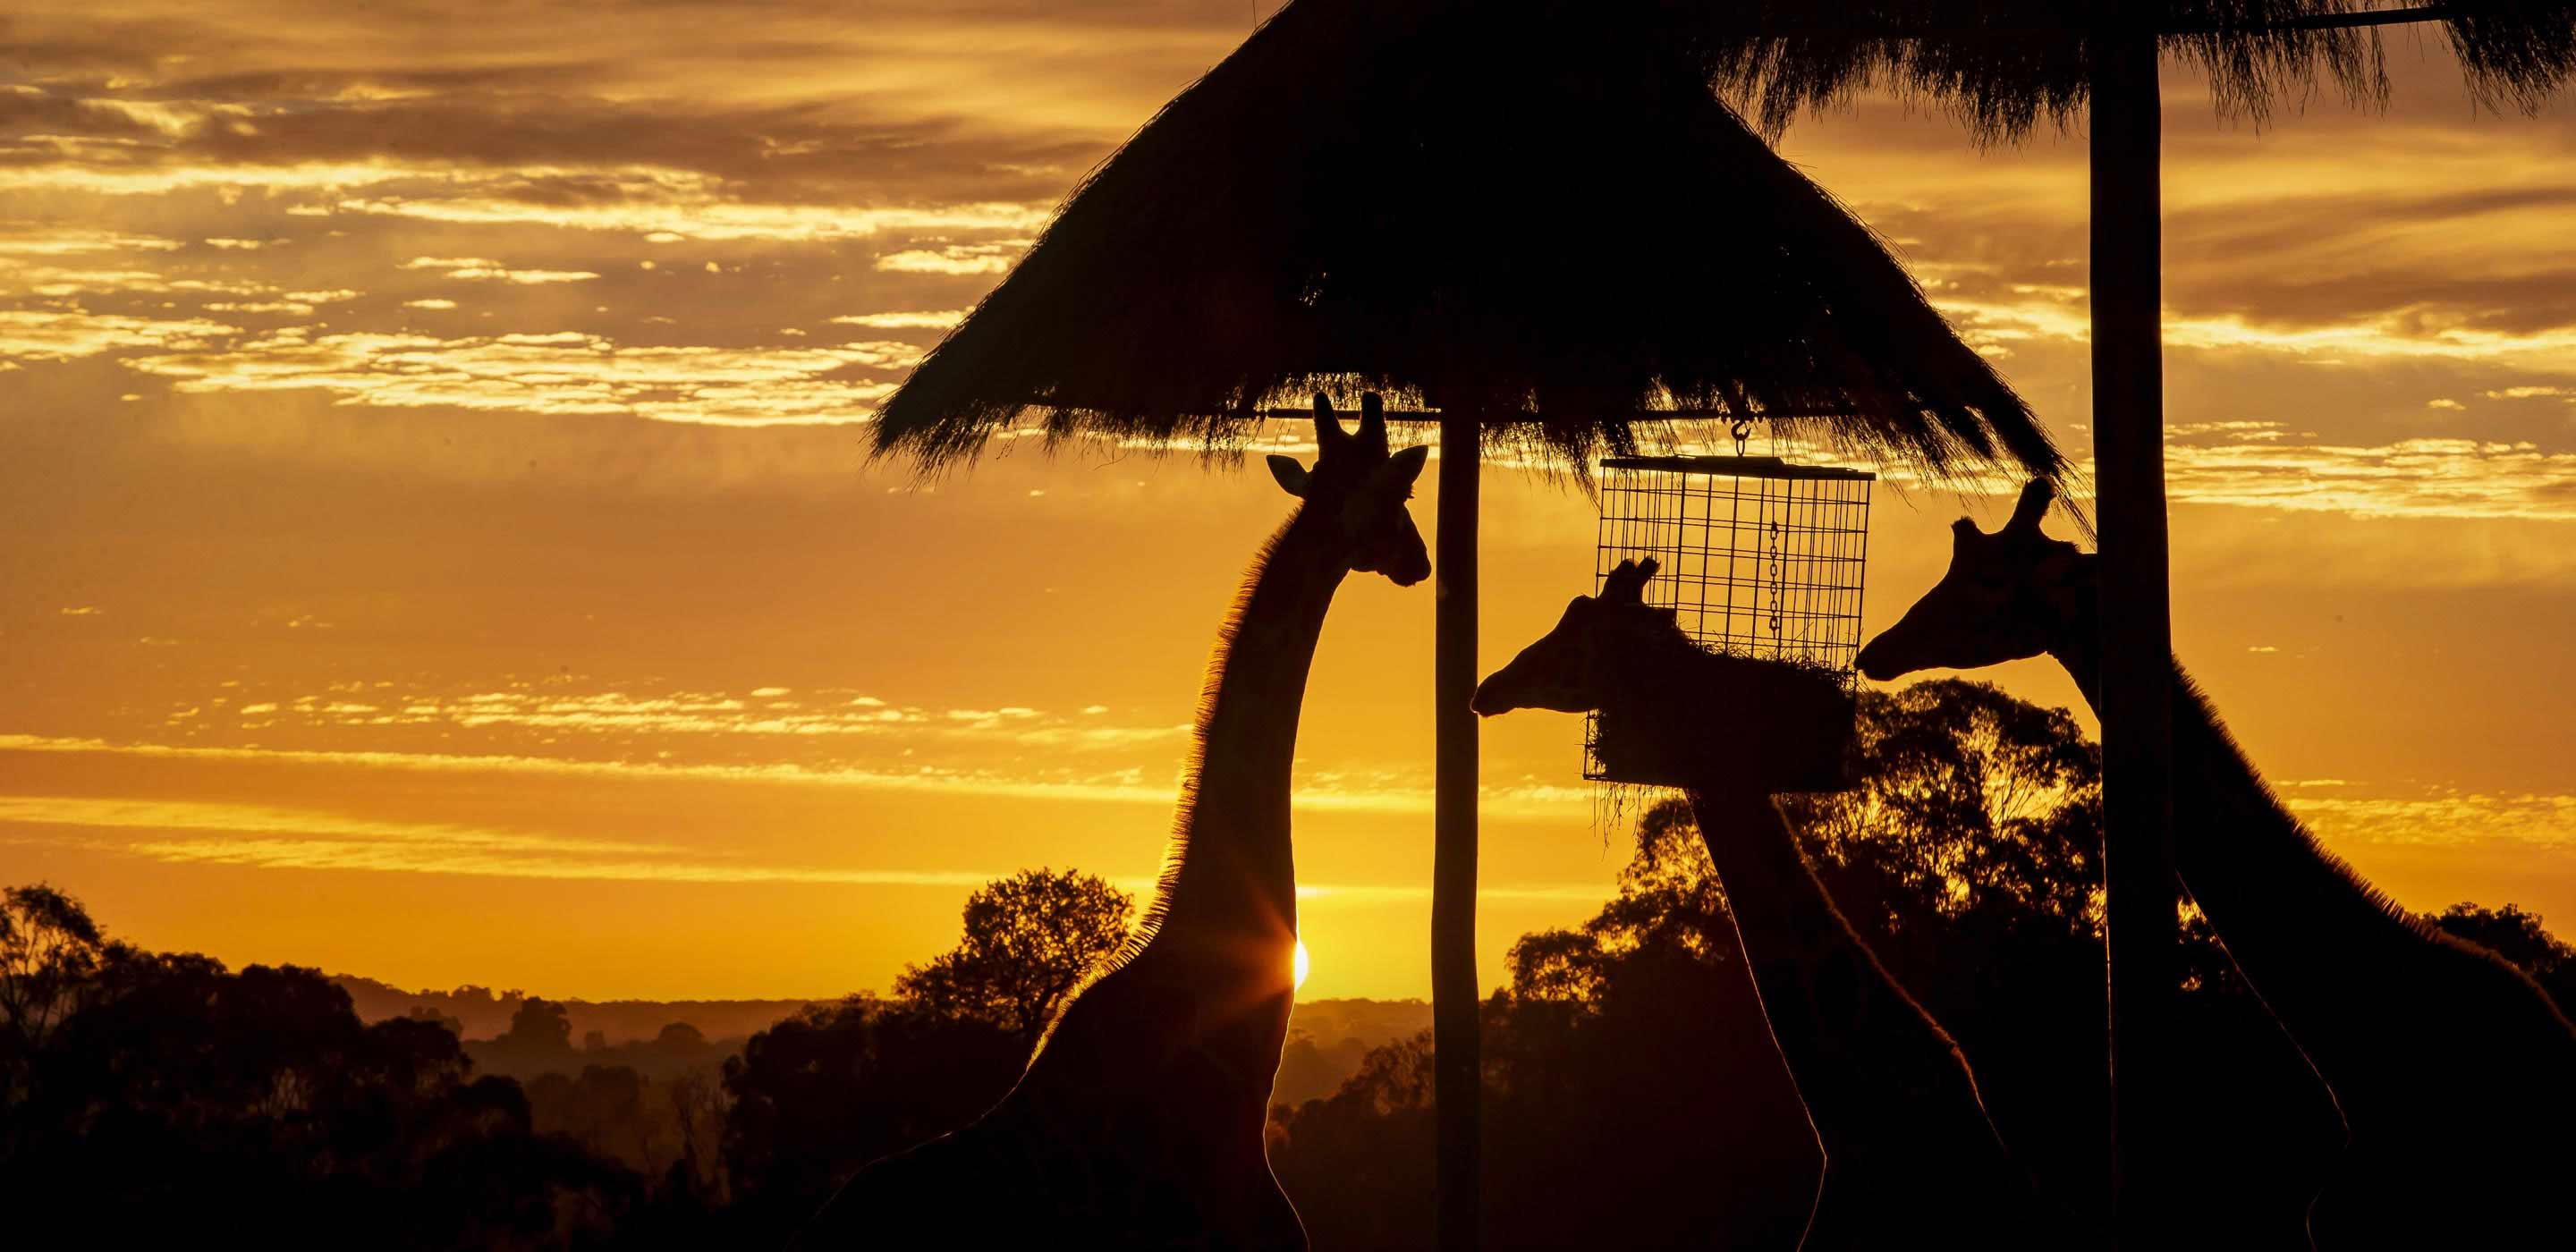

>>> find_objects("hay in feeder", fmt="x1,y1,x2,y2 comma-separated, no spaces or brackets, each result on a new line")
1589,651,1855,794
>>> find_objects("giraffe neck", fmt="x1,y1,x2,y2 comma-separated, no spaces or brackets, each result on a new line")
2040,590,2576,1116
1140,507,1348,961
1636,645,2020,1202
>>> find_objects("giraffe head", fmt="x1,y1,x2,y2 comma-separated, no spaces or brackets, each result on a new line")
1470,557,1689,716
1856,478,2097,681
1478,559,1855,789
1265,392,1431,586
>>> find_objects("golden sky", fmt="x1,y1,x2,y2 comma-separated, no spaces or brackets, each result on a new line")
4,3,2572,1002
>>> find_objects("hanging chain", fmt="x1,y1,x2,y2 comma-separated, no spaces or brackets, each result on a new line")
1765,503,1784,639
1731,419,1753,455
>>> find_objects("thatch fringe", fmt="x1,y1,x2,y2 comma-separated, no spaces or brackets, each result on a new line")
1683,1,2576,143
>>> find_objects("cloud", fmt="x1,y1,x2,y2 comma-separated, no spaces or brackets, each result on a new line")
832,309,967,330
0,309,238,362
0,254,280,299
0,791,1612,898
0,732,1588,818
2155,424,2576,522
0,793,1025,885
118,836,1024,885
0,224,184,256
0,2,1249,223
2161,312,2576,368
202,300,323,314
874,243,1024,275
400,255,597,283
139,680,1203,763
2289,791,2576,852
120,329,910,425
334,190,1050,244
0,794,654,855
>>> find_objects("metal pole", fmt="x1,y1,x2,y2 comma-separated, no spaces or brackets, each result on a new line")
1433,413,1481,1252
2090,30,2181,1248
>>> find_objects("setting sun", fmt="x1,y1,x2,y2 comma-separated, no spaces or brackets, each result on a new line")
1293,940,1311,991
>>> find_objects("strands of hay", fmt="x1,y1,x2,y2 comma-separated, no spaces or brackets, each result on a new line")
1591,651,1856,792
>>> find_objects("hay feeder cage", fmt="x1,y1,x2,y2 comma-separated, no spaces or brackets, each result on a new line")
1586,445,1876,791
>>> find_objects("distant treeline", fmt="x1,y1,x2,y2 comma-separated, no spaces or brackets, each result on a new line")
6,680,2570,1249
332,969,1426,1104
330,977,822,1048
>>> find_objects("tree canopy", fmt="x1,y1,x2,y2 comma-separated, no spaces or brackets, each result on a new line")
894,867,1133,1048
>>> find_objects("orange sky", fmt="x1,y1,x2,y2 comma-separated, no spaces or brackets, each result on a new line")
4,3,2572,1002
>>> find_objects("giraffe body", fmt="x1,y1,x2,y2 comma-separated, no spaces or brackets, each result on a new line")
1473,560,2043,1249
1860,479,2576,1246
797,398,1426,1249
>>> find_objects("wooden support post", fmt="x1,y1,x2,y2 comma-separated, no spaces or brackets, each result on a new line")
2091,30,2182,1249
1433,413,1481,1252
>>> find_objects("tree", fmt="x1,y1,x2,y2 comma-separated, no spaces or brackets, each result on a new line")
1788,680,2103,927
894,868,1133,1049
499,996,572,1052
666,1063,729,1198
0,884,116,1065
2428,902,2576,1015
719,995,1023,1239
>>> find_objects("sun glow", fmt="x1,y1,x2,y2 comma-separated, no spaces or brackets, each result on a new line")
1292,939,1311,990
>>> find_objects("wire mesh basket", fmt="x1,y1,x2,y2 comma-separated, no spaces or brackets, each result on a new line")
1585,454,1874,788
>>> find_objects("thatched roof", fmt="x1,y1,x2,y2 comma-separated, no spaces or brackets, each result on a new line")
872,0,2067,487
1687,1,2576,142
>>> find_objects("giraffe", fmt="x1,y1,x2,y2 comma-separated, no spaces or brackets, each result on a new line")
1472,558,2043,1250
1857,478,2576,1247
795,394,1428,1251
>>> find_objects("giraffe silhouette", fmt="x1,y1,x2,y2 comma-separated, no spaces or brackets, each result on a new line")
1473,558,2043,1250
795,395,1428,1250
1859,478,2576,1248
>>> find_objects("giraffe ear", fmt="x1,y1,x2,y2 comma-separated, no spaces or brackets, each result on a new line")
1267,454,1309,498
2007,478,2055,535
1602,557,1657,604
1368,444,1428,493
